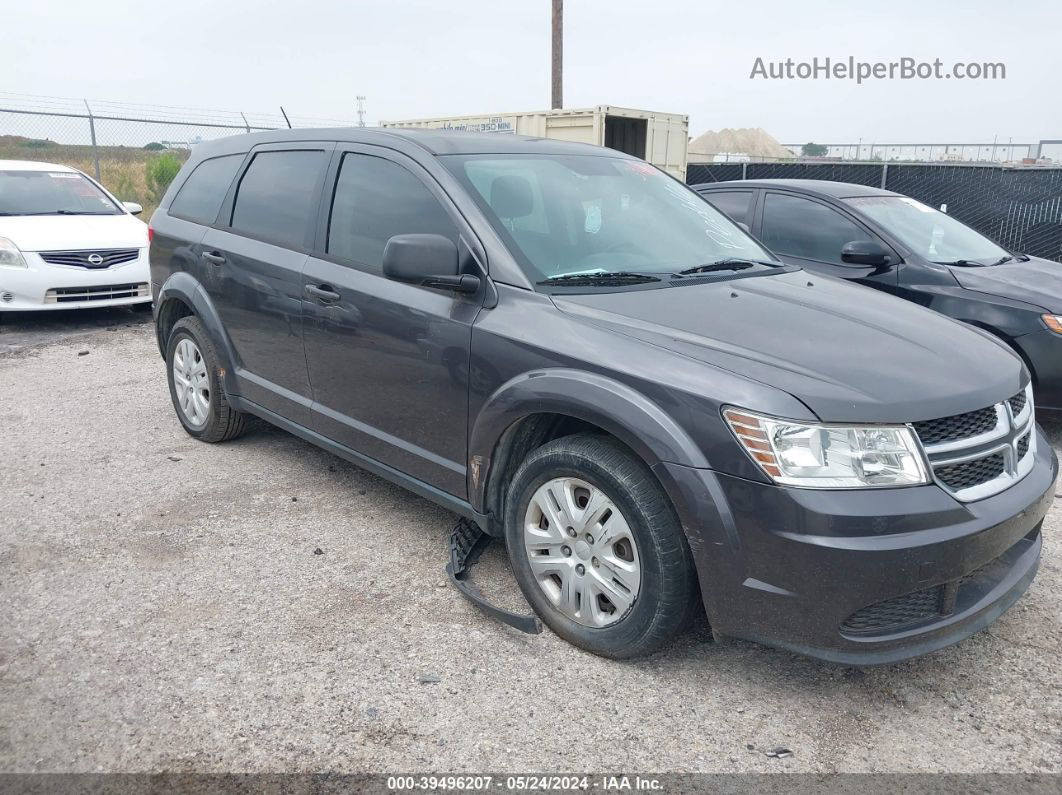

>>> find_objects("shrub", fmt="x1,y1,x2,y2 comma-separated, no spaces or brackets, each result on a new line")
143,142,166,151
801,142,829,157
146,152,182,204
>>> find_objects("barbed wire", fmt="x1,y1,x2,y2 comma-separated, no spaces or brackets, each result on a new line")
0,91,357,129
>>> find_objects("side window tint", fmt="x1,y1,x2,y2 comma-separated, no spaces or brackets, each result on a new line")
327,154,458,270
702,191,753,225
230,150,325,248
169,154,244,224
760,193,872,264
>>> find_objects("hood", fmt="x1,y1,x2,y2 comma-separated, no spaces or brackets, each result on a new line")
950,256,1062,313
0,214,148,252
553,271,1025,424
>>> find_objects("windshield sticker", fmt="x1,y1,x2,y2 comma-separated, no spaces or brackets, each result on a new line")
621,161,656,177
899,196,935,212
48,172,80,179
584,203,602,234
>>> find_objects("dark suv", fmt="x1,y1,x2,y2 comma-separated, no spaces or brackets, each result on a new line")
149,129,1056,663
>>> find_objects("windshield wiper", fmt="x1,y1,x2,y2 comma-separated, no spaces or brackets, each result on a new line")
933,259,983,267
538,271,662,286
678,258,778,275
992,255,1014,265
16,210,115,216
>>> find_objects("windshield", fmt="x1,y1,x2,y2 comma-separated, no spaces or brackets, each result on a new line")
0,169,121,216
443,154,777,282
845,195,1008,264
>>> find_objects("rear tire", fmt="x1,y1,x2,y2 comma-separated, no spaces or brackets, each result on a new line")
504,433,698,659
166,316,247,443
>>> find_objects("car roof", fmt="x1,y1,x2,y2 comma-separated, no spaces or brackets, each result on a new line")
693,178,899,199
191,127,633,160
0,159,79,173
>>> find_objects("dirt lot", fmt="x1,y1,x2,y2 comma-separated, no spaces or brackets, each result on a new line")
1,308,1061,774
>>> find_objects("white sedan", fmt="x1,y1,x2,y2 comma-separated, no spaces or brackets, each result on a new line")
0,160,151,311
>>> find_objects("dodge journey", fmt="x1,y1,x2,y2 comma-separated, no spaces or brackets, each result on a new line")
149,129,1056,663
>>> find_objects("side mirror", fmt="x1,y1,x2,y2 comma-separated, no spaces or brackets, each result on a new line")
122,201,143,215
841,239,891,266
382,234,479,293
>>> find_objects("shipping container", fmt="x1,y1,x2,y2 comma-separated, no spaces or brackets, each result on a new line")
381,105,689,179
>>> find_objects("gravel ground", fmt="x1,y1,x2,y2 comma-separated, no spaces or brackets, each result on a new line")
1,308,1061,775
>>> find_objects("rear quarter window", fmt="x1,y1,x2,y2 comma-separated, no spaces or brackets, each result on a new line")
169,154,245,224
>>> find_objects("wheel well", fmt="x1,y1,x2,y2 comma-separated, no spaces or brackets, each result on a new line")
155,297,194,359
483,413,638,536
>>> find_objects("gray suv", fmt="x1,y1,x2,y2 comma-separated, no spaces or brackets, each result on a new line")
149,129,1056,663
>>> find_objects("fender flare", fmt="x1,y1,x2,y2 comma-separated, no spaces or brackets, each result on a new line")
468,368,709,512
155,272,242,398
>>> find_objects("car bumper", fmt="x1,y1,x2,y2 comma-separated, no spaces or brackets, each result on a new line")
0,250,150,311
653,425,1057,664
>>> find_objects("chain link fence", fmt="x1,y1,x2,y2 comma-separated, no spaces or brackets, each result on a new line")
687,160,1062,262
0,94,356,217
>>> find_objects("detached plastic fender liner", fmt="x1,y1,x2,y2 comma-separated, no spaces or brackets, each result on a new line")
156,273,241,399
467,368,710,514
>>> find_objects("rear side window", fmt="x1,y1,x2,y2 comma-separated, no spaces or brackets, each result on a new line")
760,193,873,264
169,154,244,224
230,150,325,248
702,190,753,225
327,153,458,271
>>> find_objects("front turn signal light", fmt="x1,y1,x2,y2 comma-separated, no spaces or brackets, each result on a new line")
1042,315,1062,335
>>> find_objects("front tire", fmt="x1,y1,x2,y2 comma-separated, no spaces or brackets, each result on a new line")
166,316,247,442
505,433,698,659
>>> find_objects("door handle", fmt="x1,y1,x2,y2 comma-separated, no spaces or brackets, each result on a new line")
305,284,341,303
202,251,225,266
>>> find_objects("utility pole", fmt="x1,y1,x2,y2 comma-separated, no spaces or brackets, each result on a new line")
551,0,563,109
356,96,367,127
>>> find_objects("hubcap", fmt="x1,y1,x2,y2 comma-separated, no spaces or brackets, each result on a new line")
523,477,641,627
172,338,210,427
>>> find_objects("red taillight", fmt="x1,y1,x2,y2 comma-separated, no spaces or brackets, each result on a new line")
148,226,154,243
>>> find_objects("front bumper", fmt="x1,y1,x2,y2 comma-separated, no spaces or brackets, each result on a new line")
654,425,1057,664
0,250,151,311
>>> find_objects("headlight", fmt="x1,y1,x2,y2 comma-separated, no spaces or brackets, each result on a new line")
0,236,27,269
724,408,929,488
1042,315,1062,334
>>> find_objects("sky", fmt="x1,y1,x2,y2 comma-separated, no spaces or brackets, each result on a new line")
4,0,1061,144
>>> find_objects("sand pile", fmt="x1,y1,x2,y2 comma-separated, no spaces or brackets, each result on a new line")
688,128,794,159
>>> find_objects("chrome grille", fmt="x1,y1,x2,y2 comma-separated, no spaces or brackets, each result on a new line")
1009,391,1027,417
45,283,149,303
912,405,998,445
39,249,140,269
915,386,1035,502
936,454,1005,490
